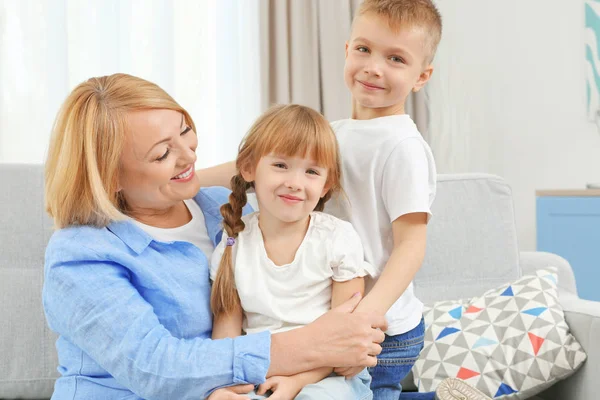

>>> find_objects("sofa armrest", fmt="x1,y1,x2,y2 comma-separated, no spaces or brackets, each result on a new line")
519,251,578,297
537,294,600,400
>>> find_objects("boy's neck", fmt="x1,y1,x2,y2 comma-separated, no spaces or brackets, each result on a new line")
351,98,406,120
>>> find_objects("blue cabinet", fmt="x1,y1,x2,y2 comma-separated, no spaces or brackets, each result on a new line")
536,191,600,302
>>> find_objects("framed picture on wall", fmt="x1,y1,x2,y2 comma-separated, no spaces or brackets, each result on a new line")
585,0,600,122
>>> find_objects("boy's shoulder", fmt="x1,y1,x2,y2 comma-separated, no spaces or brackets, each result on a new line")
331,115,428,157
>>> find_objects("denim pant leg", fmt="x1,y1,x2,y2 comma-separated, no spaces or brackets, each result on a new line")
244,369,372,399
368,318,434,400
296,369,373,400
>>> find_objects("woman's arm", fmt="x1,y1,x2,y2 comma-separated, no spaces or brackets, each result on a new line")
44,246,269,400
267,293,386,377
196,161,237,188
45,239,384,398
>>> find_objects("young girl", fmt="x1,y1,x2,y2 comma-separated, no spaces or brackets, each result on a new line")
209,104,375,400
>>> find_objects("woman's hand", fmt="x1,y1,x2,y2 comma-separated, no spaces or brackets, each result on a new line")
207,384,254,400
269,293,386,377
257,376,303,400
307,292,386,367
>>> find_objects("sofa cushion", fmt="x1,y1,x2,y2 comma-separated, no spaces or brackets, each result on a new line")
415,174,521,304
413,269,586,399
0,164,58,398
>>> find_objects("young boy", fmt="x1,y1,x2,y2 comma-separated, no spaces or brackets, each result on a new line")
323,1,441,399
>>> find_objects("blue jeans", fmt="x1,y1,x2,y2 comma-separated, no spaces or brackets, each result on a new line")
368,318,435,400
245,368,372,399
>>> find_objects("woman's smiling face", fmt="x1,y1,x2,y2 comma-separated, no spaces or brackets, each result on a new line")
118,109,201,216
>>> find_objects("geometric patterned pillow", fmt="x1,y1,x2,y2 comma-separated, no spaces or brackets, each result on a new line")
413,269,587,399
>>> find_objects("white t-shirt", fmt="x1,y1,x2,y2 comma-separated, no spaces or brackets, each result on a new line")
324,114,437,336
210,212,374,335
132,199,215,261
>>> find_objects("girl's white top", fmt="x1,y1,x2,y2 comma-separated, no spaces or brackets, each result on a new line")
210,211,375,334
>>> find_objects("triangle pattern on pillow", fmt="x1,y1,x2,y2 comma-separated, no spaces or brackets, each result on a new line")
413,269,587,399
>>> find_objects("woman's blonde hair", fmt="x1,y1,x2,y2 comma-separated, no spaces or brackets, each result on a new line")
45,73,195,229
211,104,342,317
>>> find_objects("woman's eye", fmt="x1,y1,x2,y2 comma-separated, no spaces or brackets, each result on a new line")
181,126,192,135
357,46,369,53
156,149,170,162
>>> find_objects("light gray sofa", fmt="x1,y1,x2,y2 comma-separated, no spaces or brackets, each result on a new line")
0,164,598,399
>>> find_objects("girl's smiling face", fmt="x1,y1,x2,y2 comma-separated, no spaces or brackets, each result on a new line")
242,153,330,225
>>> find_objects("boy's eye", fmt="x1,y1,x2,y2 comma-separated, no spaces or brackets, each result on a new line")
356,46,369,53
390,56,405,64
156,149,170,162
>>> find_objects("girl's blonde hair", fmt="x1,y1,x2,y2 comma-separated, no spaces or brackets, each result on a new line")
45,73,195,229
211,104,342,317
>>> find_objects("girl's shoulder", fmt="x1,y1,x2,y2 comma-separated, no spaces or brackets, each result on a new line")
238,212,261,237
310,212,355,236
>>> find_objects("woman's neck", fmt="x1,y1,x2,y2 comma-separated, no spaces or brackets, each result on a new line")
129,200,191,228
258,211,311,266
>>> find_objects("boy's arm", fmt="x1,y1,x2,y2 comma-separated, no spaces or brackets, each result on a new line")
196,161,236,189
211,304,243,339
354,212,428,315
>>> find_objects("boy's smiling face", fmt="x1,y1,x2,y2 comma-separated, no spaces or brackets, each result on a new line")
344,12,433,118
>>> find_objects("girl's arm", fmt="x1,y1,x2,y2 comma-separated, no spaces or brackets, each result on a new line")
258,278,367,397
196,161,237,189
332,277,365,308
212,304,243,339
267,293,386,377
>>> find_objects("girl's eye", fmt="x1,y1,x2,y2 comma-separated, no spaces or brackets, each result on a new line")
181,126,192,135
307,169,320,175
390,56,405,64
156,149,170,162
356,46,369,53
273,163,287,169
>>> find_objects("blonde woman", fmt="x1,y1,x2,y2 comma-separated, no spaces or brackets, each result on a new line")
42,73,386,400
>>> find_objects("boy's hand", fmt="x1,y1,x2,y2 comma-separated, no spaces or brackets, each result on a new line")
256,375,303,399
333,366,365,379
207,384,254,400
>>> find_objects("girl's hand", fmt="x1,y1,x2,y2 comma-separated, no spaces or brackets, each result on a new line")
256,376,303,400
333,366,365,378
207,384,254,400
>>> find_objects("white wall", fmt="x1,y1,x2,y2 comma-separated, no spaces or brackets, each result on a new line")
429,1,600,251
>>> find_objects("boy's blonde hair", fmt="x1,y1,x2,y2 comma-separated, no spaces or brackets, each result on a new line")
45,73,195,229
357,0,442,64
211,104,342,317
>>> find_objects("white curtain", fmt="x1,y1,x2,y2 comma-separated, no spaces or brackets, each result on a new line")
0,0,261,167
